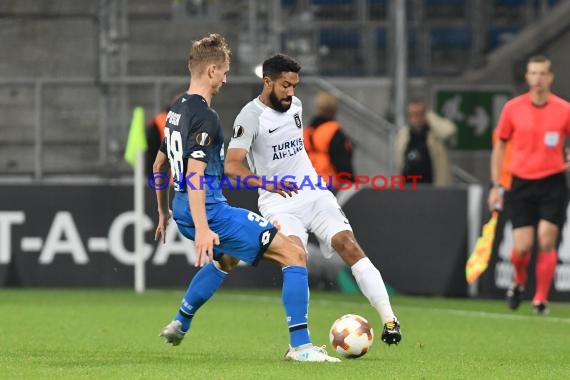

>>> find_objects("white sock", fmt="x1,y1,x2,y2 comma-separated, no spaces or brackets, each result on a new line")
351,257,395,323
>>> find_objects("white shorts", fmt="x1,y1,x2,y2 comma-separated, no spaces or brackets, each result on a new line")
259,190,353,259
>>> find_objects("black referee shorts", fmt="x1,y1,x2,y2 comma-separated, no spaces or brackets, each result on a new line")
507,172,568,229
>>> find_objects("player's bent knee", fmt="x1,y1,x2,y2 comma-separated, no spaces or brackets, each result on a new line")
286,245,306,266
514,244,533,255
513,238,533,255
217,254,240,272
537,233,558,252
264,233,306,267
277,242,306,267
333,235,365,265
539,244,556,253
537,240,556,252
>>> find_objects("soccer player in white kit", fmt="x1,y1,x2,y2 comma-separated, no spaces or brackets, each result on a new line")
225,54,401,345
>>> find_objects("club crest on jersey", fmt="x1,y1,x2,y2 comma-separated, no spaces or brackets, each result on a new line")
196,132,212,146
293,113,302,128
233,125,244,138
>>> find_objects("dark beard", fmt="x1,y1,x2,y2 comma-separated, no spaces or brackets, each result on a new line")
269,90,292,113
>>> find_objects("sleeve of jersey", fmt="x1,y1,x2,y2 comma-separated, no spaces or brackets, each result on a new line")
227,110,258,152
184,113,218,163
496,103,513,141
159,136,167,154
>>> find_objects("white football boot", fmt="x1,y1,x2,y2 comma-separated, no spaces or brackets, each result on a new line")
284,344,341,362
159,320,186,346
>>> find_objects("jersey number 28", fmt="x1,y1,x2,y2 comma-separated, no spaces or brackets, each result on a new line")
164,127,183,179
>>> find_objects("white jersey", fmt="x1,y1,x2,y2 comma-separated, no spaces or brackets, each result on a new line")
228,96,325,209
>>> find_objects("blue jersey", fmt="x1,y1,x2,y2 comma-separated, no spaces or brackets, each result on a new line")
160,93,277,265
160,93,226,204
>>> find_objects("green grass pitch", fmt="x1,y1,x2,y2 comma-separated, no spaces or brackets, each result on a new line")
1,289,569,379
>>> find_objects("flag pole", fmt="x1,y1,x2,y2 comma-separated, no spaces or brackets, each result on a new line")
124,106,147,294
134,149,145,293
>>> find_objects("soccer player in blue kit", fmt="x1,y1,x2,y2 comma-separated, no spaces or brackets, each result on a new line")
152,34,339,362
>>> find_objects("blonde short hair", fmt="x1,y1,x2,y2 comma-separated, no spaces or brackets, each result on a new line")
187,33,231,75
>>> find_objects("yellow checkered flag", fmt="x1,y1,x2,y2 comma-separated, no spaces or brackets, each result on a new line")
466,211,499,284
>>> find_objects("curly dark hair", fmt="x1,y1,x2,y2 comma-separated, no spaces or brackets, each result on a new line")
262,54,301,80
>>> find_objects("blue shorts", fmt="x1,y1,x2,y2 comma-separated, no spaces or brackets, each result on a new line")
172,192,277,265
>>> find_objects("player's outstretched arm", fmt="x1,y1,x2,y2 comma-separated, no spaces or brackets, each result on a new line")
153,151,171,243
186,158,220,267
225,148,298,197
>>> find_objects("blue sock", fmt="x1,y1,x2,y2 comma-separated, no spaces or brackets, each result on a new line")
174,262,227,332
282,266,311,348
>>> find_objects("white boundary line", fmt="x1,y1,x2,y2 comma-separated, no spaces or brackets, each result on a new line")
399,305,570,324
212,293,570,325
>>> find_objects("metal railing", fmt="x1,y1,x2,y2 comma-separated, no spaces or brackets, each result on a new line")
0,75,398,180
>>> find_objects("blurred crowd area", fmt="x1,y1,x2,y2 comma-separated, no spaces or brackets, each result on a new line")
0,0,568,181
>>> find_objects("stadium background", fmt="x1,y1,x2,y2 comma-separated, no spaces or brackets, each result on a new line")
1,0,570,299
